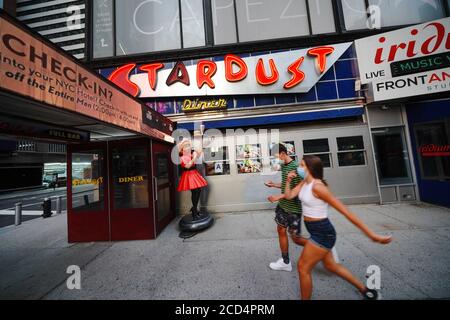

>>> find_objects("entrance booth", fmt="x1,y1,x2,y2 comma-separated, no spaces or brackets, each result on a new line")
0,11,177,242
67,139,175,242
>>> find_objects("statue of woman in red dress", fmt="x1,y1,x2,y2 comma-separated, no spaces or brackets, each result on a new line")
178,140,208,220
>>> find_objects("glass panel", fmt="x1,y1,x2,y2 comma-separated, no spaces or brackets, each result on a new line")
416,122,450,179
236,144,262,159
373,128,413,185
270,141,296,156
181,0,206,48
313,154,332,168
155,153,169,185
309,0,336,34
340,0,367,31
205,146,230,176
338,151,366,167
112,146,149,209
236,144,262,174
115,0,181,56
155,153,171,221
93,0,115,58
368,0,445,28
303,139,330,154
71,151,104,212
237,159,262,174
337,136,365,151
206,161,231,176
212,0,238,45
235,0,309,42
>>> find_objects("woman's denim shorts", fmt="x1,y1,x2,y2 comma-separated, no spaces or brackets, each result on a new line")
305,218,337,250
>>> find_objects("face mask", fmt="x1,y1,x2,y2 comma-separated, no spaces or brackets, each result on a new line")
297,167,307,180
275,158,284,165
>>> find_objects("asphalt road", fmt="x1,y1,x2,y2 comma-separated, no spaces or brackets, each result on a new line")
0,188,67,228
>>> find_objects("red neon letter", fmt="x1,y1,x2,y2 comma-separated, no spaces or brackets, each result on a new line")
197,60,217,89
308,46,335,74
284,57,305,90
108,64,140,97
166,61,190,86
255,58,279,86
140,63,164,90
224,54,248,82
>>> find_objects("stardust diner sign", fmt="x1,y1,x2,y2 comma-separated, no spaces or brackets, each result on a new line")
108,43,352,98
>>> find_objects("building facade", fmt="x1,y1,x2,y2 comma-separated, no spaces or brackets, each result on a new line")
4,0,450,209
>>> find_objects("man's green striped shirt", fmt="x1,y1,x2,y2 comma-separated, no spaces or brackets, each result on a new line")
279,160,302,214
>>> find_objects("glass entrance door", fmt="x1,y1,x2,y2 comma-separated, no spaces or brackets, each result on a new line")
109,139,154,241
152,141,175,235
67,143,109,242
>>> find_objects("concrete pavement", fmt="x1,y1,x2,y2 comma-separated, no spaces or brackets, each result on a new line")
0,203,449,300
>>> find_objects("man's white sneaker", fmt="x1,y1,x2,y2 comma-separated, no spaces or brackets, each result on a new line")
269,258,292,272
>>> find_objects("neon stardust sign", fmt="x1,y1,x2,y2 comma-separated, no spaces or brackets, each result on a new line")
107,43,352,98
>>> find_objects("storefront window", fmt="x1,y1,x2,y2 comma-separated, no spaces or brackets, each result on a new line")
235,0,310,42
270,141,297,171
204,146,231,176
71,151,104,212
115,0,181,55
303,139,332,168
236,144,262,174
337,136,366,167
415,122,450,181
112,146,149,209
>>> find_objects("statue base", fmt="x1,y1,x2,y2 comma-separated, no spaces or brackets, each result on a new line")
178,212,214,238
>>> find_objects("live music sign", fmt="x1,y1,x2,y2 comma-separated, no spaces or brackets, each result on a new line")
107,43,352,98
355,17,450,85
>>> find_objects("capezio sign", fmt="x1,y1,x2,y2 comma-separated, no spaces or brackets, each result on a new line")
107,43,352,98
355,17,450,102
0,15,172,142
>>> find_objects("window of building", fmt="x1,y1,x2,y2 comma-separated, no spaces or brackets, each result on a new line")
204,146,231,176
235,0,309,42
337,136,366,167
115,0,181,55
93,0,115,58
340,0,447,31
269,141,297,171
303,139,332,168
308,0,337,34
415,122,450,181
71,151,105,212
111,146,149,209
236,144,262,174
211,0,238,45
181,0,206,48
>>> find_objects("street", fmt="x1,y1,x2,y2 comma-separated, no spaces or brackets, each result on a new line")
0,188,67,228
0,202,449,300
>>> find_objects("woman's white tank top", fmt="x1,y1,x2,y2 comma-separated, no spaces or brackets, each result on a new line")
298,180,329,219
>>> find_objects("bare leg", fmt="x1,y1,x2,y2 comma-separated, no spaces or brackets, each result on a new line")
322,251,366,293
291,234,308,247
277,225,289,253
298,241,329,300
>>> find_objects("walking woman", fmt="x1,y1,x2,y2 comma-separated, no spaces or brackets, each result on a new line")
284,155,392,300
177,140,208,220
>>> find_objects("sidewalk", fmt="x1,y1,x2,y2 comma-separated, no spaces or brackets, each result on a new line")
0,203,449,300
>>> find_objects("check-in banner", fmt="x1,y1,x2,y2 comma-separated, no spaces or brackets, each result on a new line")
0,14,172,142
